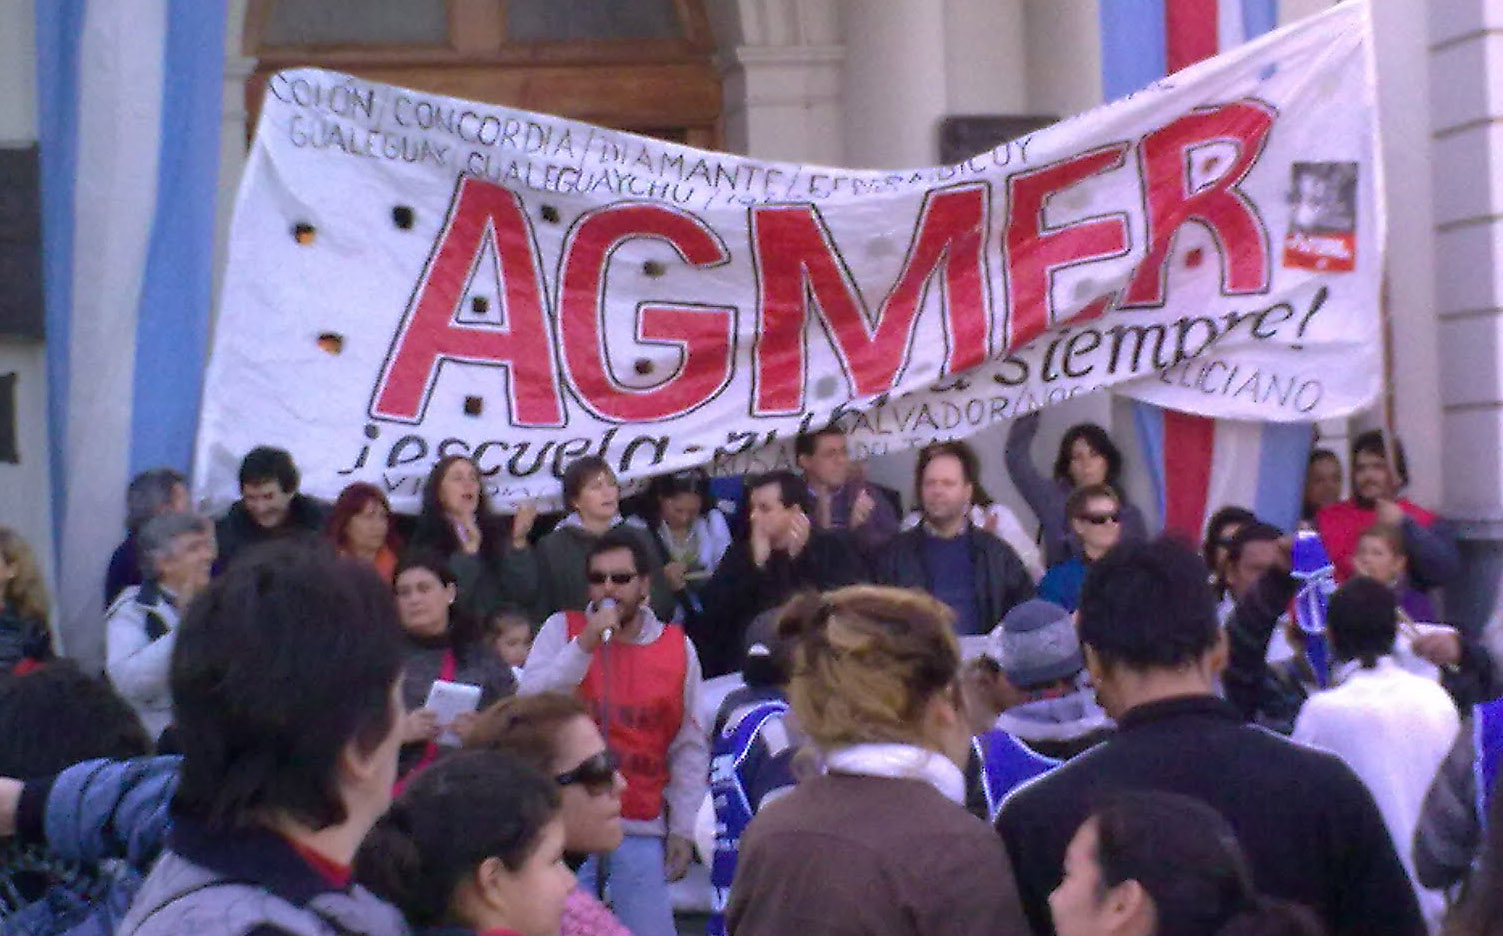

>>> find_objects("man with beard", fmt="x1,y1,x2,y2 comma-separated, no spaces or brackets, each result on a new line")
1315,430,1459,589
521,530,707,936
877,442,1033,637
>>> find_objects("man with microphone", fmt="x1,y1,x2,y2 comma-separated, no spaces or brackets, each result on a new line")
520,528,708,936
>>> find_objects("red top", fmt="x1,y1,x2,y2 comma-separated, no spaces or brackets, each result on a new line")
287,838,352,888
1316,497,1437,582
565,611,686,822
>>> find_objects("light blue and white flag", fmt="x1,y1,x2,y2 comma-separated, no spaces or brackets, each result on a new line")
34,0,225,666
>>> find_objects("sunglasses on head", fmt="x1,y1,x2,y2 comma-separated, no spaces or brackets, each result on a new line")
1079,511,1121,526
586,571,638,585
555,749,618,794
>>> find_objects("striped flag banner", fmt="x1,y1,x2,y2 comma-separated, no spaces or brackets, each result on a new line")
34,0,225,667
1103,0,1317,540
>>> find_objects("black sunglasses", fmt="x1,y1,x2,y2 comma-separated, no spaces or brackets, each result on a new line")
555,750,619,794
586,571,638,585
1079,512,1121,526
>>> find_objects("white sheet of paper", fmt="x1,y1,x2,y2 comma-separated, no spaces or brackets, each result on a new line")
425,679,482,747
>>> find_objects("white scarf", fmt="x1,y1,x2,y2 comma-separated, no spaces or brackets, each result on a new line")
557,511,624,532
823,743,967,805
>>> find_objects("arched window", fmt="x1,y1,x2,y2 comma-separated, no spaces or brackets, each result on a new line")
244,0,721,146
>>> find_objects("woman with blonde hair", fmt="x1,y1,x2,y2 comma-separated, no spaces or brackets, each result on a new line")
0,527,52,674
727,585,1030,936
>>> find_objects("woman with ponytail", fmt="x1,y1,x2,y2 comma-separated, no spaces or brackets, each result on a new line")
1050,790,1325,936
356,750,575,936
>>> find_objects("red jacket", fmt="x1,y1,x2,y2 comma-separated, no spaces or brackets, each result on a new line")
1316,498,1437,583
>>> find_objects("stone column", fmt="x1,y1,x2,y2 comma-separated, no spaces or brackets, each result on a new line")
213,0,256,325
713,0,845,164
1430,0,1503,633
838,0,949,168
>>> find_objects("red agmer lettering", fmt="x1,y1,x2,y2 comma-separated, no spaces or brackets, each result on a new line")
1003,144,1132,348
1126,101,1276,306
750,183,989,415
371,176,563,426
557,203,735,422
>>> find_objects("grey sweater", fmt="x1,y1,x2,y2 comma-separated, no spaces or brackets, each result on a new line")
118,817,407,936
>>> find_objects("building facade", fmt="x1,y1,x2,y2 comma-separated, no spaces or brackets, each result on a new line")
1,0,1499,651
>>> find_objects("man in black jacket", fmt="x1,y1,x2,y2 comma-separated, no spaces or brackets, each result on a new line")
695,471,866,677
215,446,329,568
876,442,1033,636
995,537,1424,936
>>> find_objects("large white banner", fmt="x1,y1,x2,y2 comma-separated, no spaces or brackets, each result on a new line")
196,3,1380,510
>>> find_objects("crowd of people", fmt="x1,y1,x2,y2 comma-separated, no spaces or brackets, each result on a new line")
0,414,1497,936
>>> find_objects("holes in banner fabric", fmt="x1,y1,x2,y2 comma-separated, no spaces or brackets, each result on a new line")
540,204,561,224
464,396,484,416
472,296,489,315
642,260,666,278
1185,248,1205,269
633,358,655,376
293,222,317,245
392,206,415,229
316,333,344,354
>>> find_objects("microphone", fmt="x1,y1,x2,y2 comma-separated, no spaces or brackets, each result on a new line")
593,598,618,645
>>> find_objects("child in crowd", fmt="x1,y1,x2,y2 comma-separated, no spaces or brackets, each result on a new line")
1353,523,1434,621
488,607,535,682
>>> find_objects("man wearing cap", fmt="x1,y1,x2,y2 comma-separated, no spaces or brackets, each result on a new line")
983,599,1113,761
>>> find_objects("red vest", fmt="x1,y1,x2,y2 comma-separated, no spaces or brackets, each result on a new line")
565,612,687,821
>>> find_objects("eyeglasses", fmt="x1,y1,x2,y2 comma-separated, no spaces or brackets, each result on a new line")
586,571,638,585
1078,512,1121,526
555,750,619,795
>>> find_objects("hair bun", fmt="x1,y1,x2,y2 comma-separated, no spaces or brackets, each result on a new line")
774,591,834,644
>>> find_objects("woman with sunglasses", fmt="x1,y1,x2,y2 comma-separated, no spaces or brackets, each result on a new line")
356,751,577,936
1038,485,1124,613
727,586,1030,936
1005,411,1148,567
467,693,631,936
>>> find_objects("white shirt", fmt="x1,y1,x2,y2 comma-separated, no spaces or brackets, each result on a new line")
1292,657,1459,927
520,605,709,841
